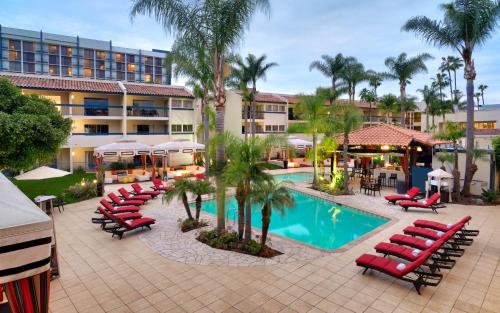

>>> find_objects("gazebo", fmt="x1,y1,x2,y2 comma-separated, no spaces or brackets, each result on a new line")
426,168,453,202
287,136,313,150
151,138,205,175
334,124,445,190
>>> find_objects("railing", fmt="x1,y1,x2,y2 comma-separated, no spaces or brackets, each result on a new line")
55,104,122,117
127,106,169,118
241,110,265,119
72,132,123,136
127,132,170,135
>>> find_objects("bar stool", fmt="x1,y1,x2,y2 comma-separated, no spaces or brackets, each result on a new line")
378,172,387,187
388,173,398,188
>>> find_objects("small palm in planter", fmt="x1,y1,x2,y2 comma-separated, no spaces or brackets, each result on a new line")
164,179,194,220
189,179,215,221
251,179,294,251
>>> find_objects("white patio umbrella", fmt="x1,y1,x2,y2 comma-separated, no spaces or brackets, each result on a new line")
287,136,313,149
426,168,453,203
151,138,205,155
15,166,70,180
94,139,151,157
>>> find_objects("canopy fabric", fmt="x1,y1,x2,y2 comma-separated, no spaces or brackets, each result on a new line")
94,139,151,157
287,136,313,149
425,168,453,202
0,173,52,284
15,166,70,180
427,168,453,179
151,139,205,155
333,124,447,147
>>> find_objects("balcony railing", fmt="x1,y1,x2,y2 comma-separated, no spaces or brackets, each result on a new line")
55,104,122,117
127,106,169,118
72,132,123,136
241,110,265,119
127,132,170,135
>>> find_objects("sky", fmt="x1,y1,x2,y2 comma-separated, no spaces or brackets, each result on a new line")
1,0,499,104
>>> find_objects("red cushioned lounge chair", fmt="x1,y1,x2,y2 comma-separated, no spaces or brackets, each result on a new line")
99,199,140,213
151,178,174,192
195,173,206,181
355,251,442,294
390,234,464,257
92,206,142,228
414,216,479,237
131,183,160,198
99,207,156,239
108,193,144,206
403,225,473,246
399,193,443,213
385,187,421,205
118,187,152,202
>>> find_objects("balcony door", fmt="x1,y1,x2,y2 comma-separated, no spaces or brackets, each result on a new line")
84,98,109,116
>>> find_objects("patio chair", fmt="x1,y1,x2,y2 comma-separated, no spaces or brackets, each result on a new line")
108,193,145,207
99,207,156,239
388,173,398,188
131,183,160,198
399,193,443,213
389,234,465,257
54,194,66,213
378,172,387,186
100,199,140,213
403,226,473,246
118,187,152,202
151,178,173,192
367,179,382,196
92,207,142,228
385,187,421,204
413,216,479,237
355,251,442,295
360,178,371,194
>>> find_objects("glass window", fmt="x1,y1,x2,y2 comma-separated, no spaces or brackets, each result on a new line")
272,125,278,131
83,49,94,59
116,63,125,71
265,125,271,132
133,100,155,107
155,58,162,66
24,63,35,73
279,105,286,112
84,68,93,77
137,125,150,134
172,124,182,132
84,98,108,116
279,125,285,132
22,41,34,52
62,67,73,77
9,62,21,72
49,55,59,65
48,65,59,75
84,124,109,134
144,74,152,82
96,60,105,70
116,71,125,80
48,45,59,55
127,54,135,63
9,40,21,51
9,51,20,61
96,51,106,60
61,56,72,66
144,56,153,65
127,63,136,72
145,65,153,74
83,59,93,68
154,75,162,84
171,100,182,108
155,67,162,75
127,74,135,82
183,100,193,109
115,53,123,62
96,70,105,79
61,46,72,57
183,124,193,132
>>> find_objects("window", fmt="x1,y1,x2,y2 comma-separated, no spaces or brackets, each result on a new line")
96,51,106,60
9,40,21,51
265,125,272,132
133,100,154,107
96,60,105,70
96,70,105,79
279,105,286,112
116,71,125,80
154,75,162,84
183,100,193,109
171,100,182,108
155,58,163,66
145,65,153,74
24,63,35,74
84,98,108,116
155,67,162,75
127,54,135,63
22,41,34,52
83,59,93,68
171,124,182,133
61,46,72,57
116,63,125,71
23,52,35,62
49,65,59,76
48,45,58,55
272,125,278,132
49,55,59,65
61,56,72,66
9,51,20,61
83,49,94,59
183,124,193,132
144,56,153,65
137,125,150,134
127,63,136,72
279,125,285,132
144,74,152,82
115,53,123,62
62,67,73,77
84,124,109,134
83,68,93,77
9,62,21,72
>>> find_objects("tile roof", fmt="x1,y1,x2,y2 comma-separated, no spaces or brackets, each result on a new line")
334,124,443,147
0,73,193,98
335,99,379,109
235,90,297,104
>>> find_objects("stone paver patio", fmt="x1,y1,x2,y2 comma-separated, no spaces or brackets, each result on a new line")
49,170,500,313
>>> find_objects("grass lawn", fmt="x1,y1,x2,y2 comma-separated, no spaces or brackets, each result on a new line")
11,172,96,204
259,162,283,170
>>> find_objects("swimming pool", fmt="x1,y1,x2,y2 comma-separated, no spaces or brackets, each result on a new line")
195,190,388,250
273,172,314,183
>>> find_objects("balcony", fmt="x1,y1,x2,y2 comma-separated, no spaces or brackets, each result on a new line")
55,104,122,118
127,106,169,119
241,110,265,120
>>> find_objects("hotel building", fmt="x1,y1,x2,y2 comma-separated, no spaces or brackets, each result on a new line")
0,26,197,172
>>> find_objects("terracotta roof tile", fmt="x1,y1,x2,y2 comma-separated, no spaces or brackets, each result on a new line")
235,90,297,104
335,99,379,109
334,124,443,147
123,83,193,98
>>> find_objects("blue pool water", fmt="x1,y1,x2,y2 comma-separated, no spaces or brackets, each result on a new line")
195,190,388,250
273,172,314,183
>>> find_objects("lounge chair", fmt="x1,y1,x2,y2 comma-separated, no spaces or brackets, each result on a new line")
151,178,173,192
355,251,442,294
403,226,473,246
92,206,142,227
108,193,145,207
118,187,152,202
100,199,140,213
413,216,479,237
385,187,421,204
389,234,464,257
399,193,443,213
131,183,160,198
195,173,206,181
99,208,156,239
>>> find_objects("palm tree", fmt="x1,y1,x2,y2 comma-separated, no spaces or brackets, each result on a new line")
478,84,488,106
131,0,271,233
383,52,433,127
394,96,419,128
341,57,366,101
378,94,398,124
227,56,252,139
403,0,500,196
251,179,294,250
359,88,377,124
432,72,449,103
164,179,194,220
436,152,454,171
238,54,278,137
309,54,348,104
439,57,455,101
436,122,465,200
474,92,482,109
338,104,363,193
318,136,339,177
448,56,464,101
366,70,383,97
189,180,215,221
417,85,438,131
295,93,330,186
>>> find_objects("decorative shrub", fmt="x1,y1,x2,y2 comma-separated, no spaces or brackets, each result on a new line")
66,179,97,200
73,166,86,174
482,188,499,204
179,219,208,232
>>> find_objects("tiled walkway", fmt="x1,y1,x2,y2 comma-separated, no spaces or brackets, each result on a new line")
50,178,500,313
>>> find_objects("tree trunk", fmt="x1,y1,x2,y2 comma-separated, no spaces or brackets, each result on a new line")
453,69,458,101
312,132,318,186
400,82,406,128
235,184,245,240
452,142,461,201
481,93,485,106
462,60,476,196
343,132,349,194
426,105,430,132
244,180,252,242
251,84,256,137
244,100,248,140
260,203,271,250
215,105,226,234
447,69,453,103
195,194,202,221
182,192,193,220
330,155,334,178
202,91,210,176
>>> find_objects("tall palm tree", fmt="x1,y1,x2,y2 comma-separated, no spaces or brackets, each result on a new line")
436,122,465,200
394,96,419,128
309,53,348,104
439,57,455,101
383,52,433,127
478,84,488,106
366,70,383,97
251,179,294,250
359,88,377,124
417,85,438,131
238,54,278,137
378,94,398,124
164,179,194,220
131,0,271,233
227,56,252,139
475,92,482,108
432,72,449,102
403,0,500,196
338,104,363,193
189,180,215,221
295,94,330,186
448,56,464,101
341,57,367,101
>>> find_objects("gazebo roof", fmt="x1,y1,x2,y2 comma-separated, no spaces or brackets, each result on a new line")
152,139,205,155
94,139,151,157
334,124,443,147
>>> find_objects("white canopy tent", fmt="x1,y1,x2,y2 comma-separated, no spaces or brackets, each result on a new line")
15,166,70,180
287,136,313,149
94,139,151,158
0,173,53,284
151,138,205,156
426,168,453,203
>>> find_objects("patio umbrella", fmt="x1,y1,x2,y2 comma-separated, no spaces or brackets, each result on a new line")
151,138,205,155
15,166,70,180
94,139,151,158
426,168,453,202
287,136,313,149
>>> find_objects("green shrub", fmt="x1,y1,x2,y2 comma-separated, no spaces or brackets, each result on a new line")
66,179,97,200
1,168,19,177
331,170,344,190
180,219,208,232
482,188,499,204
73,166,86,174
